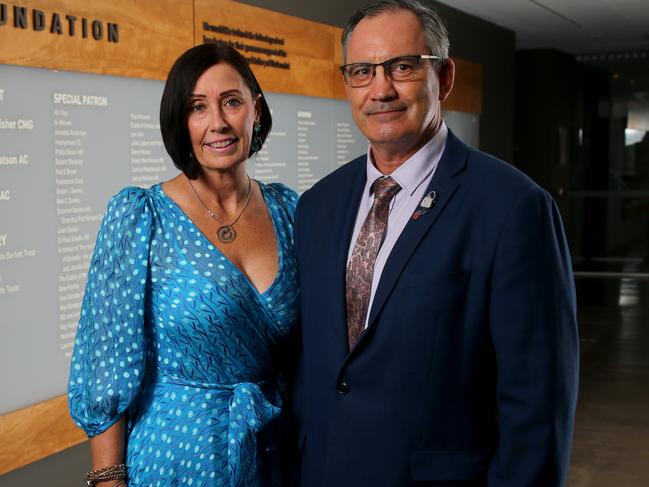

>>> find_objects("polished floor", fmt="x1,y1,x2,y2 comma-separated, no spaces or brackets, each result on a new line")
567,277,649,486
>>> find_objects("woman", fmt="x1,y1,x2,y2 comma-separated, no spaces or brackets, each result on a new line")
68,43,299,486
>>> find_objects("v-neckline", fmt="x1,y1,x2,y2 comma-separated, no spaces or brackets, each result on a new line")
156,181,283,298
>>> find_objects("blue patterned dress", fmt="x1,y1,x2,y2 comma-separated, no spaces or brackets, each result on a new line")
68,181,299,486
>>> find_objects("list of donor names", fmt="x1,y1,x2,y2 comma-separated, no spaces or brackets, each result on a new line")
52,93,105,358
130,113,168,186
0,64,181,413
0,84,36,297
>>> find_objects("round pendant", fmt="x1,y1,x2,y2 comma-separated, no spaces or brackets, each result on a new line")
217,225,236,243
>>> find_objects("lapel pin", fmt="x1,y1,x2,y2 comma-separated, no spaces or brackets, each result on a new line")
421,191,437,209
412,191,437,220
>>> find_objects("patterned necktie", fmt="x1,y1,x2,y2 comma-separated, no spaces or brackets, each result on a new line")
346,176,401,349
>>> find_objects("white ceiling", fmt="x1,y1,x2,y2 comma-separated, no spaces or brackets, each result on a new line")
436,0,649,54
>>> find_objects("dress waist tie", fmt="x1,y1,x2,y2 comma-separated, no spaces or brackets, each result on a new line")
148,375,282,487
227,381,282,487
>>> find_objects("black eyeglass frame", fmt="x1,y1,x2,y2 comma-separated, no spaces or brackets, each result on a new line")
339,54,444,88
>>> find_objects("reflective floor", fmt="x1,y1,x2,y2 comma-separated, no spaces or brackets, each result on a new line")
567,277,649,486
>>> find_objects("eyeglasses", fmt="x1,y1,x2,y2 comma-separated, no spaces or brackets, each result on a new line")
339,54,443,88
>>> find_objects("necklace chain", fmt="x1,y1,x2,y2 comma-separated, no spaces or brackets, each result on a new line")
188,176,252,243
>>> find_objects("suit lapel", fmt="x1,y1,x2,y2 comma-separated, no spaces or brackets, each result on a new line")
364,131,469,329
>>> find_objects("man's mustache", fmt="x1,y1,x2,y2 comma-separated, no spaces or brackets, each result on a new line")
364,103,407,115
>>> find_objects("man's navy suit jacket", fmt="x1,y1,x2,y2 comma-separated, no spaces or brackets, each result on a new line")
292,131,579,486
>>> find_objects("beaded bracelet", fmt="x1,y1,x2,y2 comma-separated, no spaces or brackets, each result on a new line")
83,464,127,486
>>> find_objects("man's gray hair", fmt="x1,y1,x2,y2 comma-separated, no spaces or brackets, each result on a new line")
341,0,450,63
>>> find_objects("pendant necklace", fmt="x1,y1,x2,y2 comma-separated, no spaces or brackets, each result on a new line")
188,176,252,243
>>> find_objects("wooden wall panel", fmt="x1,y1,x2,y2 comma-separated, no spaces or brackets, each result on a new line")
332,29,346,100
0,0,482,107
0,0,193,79
0,395,86,475
445,58,483,114
195,0,338,99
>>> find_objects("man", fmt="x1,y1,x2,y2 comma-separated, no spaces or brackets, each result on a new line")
293,0,579,485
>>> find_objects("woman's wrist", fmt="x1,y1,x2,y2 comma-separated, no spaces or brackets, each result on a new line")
84,463,127,486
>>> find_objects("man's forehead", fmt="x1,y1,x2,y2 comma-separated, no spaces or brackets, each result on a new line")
346,10,427,62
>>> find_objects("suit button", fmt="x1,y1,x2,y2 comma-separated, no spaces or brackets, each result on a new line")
337,381,350,394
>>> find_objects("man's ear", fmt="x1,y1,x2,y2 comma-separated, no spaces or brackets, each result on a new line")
438,58,455,102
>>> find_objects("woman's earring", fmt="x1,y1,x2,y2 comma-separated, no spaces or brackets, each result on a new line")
251,123,263,152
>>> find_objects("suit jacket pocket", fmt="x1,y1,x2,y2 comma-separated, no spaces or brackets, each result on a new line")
411,451,489,482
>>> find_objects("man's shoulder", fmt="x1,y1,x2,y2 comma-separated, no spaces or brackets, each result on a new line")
463,145,544,201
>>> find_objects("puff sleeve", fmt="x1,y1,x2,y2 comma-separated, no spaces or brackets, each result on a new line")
68,187,152,437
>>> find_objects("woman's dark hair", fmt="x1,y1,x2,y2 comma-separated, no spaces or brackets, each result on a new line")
160,42,272,179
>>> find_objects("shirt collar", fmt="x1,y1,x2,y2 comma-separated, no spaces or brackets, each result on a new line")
365,122,448,196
